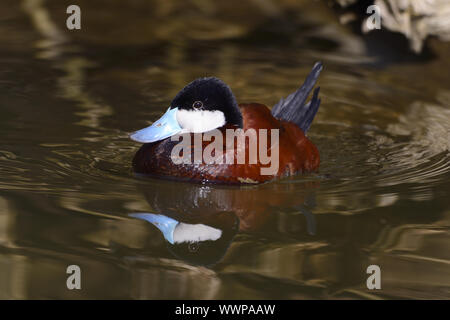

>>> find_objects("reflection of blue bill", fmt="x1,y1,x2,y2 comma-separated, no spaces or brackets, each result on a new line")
130,213,178,244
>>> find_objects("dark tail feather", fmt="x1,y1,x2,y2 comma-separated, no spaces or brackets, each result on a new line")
271,62,323,133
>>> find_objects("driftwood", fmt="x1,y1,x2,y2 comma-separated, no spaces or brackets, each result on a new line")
336,0,450,52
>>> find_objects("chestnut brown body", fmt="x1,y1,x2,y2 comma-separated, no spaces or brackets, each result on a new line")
132,103,320,184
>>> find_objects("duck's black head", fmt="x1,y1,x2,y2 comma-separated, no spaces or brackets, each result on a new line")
171,77,243,130
130,77,243,143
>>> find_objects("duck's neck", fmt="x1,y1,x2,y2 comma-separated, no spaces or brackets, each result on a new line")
225,105,243,128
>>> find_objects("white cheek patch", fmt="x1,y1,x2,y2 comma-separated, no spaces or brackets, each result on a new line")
176,109,226,133
173,223,223,244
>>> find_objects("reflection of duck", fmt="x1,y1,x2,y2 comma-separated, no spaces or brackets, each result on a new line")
131,63,322,184
130,180,318,265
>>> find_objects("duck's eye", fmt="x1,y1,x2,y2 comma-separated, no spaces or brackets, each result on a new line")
188,242,200,252
192,101,203,109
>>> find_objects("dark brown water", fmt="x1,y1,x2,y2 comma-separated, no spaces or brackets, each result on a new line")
0,0,449,299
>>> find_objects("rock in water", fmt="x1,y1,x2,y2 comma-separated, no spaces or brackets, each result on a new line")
337,0,450,53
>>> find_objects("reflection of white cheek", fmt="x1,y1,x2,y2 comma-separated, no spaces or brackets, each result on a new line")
176,109,225,133
173,223,222,243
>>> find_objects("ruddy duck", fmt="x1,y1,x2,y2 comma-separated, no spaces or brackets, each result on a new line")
131,62,323,184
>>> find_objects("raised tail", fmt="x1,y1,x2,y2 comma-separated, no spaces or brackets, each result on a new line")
271,62,323,133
